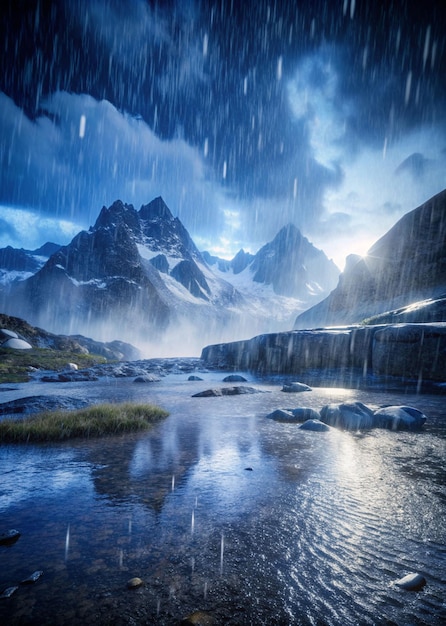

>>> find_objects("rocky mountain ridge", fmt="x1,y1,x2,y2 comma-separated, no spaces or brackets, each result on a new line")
0,197,338,354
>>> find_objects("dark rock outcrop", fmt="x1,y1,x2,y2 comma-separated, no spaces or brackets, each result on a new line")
0,313,140,361
201,323,446,385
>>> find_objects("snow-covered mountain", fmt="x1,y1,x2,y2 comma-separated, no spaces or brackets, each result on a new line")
0,242,60,287
0,197,339,355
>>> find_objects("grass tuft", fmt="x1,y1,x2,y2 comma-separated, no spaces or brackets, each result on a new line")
0,403,169,442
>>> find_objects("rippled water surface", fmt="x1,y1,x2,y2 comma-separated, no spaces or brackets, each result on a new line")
0,369,445,625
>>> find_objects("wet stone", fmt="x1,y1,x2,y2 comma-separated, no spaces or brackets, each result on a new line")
299,419,331,432
0,529,21,546
21,570,43,584
133,374,160,383
222,374,247,382
0,586,19,599
394,572,427,591
281,382,312,393
126,577,144,589
192,386,264,397
180,609,215,625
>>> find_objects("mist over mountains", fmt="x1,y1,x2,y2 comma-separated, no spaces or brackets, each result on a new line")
0,197,338,355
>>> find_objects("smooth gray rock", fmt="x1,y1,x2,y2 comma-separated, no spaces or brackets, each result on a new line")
291,407,321,421
2,337,32,350
188,375,203,381
222,374,247,382
394,572,427,591
320,402,375,430
133,374,160,383
266,409,296,422
373,405,427,430
0,329,18,339
192,386,263,397
282,382,312,393
299,419,331,432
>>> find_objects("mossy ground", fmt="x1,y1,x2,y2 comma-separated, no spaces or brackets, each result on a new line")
0,403,169,442
0,347,108,383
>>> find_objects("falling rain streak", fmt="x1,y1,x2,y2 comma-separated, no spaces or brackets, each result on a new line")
64,524,70,562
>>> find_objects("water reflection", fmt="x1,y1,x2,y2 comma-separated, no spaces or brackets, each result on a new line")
0,376,445,625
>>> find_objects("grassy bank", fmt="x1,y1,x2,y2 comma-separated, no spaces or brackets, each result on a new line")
0,403,169,442
0,347,108,383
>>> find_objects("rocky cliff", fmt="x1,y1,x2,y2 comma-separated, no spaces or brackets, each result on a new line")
294,189,446,329
201,323,446,387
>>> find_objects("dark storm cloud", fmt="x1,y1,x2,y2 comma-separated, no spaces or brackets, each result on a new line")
0,0,445,262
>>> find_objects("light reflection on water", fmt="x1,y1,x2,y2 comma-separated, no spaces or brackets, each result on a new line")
0,374,445,625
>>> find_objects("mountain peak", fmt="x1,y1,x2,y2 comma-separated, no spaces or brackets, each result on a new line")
94,200,140,234
139,196,173,221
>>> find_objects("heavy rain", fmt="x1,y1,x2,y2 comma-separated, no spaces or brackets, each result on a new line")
0,1,445,624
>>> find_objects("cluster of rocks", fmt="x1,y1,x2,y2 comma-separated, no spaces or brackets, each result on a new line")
31,357,205,384
266,401,427,432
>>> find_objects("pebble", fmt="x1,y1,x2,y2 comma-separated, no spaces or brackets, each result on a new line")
127,577,144,589
180,610,215,625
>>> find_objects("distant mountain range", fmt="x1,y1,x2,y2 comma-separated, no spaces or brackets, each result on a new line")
294,189,446,329
0,197,339,354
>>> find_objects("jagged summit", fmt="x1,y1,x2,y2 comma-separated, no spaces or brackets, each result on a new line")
94,200,141,234
139,196,173,221
0,196,340,352
250,223,339,297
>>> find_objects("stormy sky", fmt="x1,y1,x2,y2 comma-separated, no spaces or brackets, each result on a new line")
0,0,445,269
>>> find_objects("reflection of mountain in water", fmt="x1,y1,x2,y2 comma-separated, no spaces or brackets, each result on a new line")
87,420,202,513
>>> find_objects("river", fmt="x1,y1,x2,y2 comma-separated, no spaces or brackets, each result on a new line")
0,366,445,625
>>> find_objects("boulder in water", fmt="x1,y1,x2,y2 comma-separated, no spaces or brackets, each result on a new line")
133,374,160,383
282,382,311,393
266,409,296,422
299,419,331,432
394,572,426,591
320,401,375,430
373,406,427,430
193,386,263,397
0,529,21,545
222,374,247,382
291,407,320,421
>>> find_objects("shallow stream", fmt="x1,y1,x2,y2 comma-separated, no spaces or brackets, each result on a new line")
0,368,445,624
